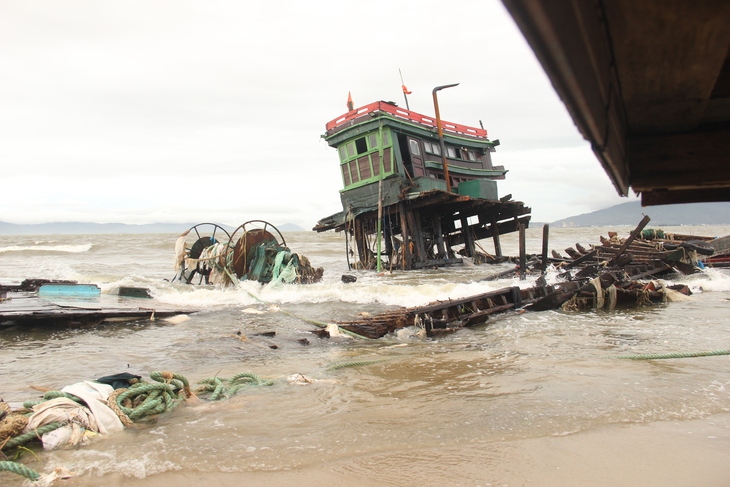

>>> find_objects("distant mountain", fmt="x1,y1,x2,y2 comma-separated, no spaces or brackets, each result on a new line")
551,201,730,227
278,223,306,232
0,221,306,235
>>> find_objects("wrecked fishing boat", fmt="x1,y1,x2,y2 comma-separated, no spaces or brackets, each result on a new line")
171,221,323,286
313,91,531,271
334,216,710,339
334,273,692,339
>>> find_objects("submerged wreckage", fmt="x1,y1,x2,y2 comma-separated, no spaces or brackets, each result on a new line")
172,221,323,286
313,93,530,271
335,216,724,339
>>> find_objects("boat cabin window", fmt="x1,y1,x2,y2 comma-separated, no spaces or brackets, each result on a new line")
423,141,441,156
355,137,368,154
339,146,347,162
368,134,378,149
446,146,456,158
347,142,355,157
409,139,421,156
467,150,477,161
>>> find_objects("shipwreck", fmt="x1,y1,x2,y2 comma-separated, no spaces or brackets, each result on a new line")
313,89,531,271
333,216,721,339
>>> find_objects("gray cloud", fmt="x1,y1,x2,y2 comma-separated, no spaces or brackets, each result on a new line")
0,0,630,228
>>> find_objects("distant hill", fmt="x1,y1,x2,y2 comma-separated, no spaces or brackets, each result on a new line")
551,201,730,227
278,223,305,232
0,221,306,235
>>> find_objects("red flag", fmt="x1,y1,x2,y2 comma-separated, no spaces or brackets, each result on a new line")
402,84,412,95
347,91,354,111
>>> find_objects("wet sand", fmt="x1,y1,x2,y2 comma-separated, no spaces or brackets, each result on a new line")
67,413,730,487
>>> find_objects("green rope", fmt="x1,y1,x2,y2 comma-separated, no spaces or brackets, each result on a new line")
22,390,83,409
196,372,274,400
149,371,190,395
2,422,64,450
329,359,386,370
230,371,274,386
115,382,179,421
197,377,226,401
0,461,41,481
611,349,730,360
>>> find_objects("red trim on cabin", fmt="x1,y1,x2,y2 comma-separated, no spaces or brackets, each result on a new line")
326,101,488,139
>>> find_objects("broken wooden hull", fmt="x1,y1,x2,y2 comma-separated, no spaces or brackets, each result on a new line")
337,286,524,338
0,290,195,328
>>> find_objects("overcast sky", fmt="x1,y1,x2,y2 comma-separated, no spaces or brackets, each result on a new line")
0,0,637,229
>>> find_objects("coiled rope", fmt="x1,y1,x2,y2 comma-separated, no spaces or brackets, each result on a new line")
0,369,278,481
0,461,40,481
611,349,730,360
114,370,193,422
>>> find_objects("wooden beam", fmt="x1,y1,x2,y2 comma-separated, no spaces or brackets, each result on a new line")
641,187,730,206
630,125,730,191
607,215,651,267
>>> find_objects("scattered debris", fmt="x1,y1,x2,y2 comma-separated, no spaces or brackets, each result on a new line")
0,369,276,482
334,216,720,339
488,216,716,281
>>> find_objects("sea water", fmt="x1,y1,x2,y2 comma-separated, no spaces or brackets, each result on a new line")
1,225,730,486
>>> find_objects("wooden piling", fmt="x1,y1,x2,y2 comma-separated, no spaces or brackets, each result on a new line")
519,223,526,280
541,224,550,274
491,215,503,257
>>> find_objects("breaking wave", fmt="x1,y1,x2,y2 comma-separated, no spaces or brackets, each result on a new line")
0,243,93,254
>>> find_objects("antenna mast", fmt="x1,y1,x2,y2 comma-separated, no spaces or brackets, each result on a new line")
399,68,411,110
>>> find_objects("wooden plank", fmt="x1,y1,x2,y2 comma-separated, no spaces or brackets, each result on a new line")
564,249,598,269
0,292,196,327
607,215,651,266
641,187,730,206
461,304,515,326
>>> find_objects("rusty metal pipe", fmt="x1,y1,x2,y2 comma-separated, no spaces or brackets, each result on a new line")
432,83,459,192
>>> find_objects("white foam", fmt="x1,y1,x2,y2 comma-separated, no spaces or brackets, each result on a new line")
0,243,92,254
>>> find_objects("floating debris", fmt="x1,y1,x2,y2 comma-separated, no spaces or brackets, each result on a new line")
0,287,195,328
335,216,714,339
